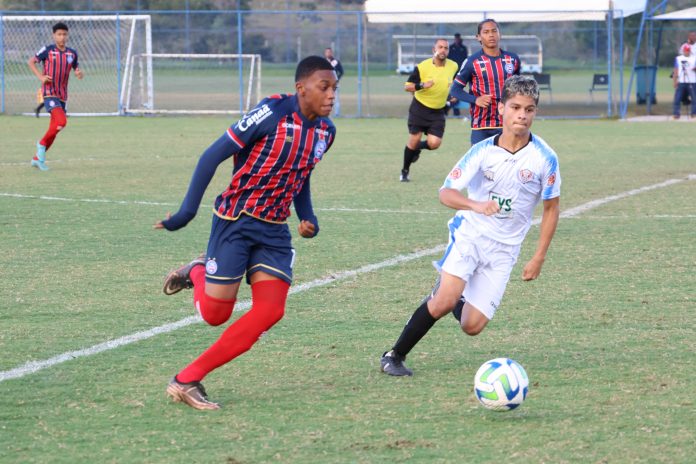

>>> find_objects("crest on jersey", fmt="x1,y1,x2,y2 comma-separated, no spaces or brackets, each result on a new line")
504,62,514,75
314,139,327,160
547,173,556,186
67,56,74,64
205,259,218,275
518,169,533,183
449,167,462,180
483,170,494,181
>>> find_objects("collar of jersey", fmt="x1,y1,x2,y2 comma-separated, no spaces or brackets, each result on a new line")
494,133,533,155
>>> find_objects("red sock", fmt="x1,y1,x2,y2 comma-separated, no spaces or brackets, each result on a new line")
190,265,235,326
39,108,67,151
177,279,289,383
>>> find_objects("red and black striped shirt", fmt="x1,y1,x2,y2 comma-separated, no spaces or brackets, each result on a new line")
217,94,336,223
452,49,520,130
34,44,79,101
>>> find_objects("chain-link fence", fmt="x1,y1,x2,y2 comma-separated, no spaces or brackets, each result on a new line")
2,6,695,117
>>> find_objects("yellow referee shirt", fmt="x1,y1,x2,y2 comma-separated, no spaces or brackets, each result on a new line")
407,58,459,109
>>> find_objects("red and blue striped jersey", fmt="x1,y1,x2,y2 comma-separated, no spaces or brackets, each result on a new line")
34,44,79,101
217,94,336,223
453,49,520,130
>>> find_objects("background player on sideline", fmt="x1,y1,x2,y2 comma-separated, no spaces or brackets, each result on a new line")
450,19,520,146
400,38,459,182
155,56,337,410
28,22,83,171
380,75,561,376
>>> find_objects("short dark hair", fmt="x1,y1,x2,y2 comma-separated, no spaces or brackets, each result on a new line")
477,18,499,35
295,55,335,82
53,22,68,33
454,33,461,38
501,75,539,105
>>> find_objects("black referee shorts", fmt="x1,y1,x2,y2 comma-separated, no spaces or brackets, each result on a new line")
407,98,446,138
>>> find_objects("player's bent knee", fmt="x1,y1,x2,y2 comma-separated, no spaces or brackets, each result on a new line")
460,323,484,336
428,296,460,318
198,293,236,326
460,316,487,336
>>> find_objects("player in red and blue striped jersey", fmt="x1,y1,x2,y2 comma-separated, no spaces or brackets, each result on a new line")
27,22,83,171
449,19,520,145
155,56,337,410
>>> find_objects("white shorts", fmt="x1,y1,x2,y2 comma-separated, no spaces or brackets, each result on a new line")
434,217,520,320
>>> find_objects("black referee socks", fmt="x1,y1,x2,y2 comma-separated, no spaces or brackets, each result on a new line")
403,146,421,171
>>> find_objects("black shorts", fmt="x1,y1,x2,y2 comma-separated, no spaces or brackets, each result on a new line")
407,98,446,138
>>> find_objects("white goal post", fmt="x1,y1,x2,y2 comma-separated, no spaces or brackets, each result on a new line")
0,15,152,116
393,34,543,74
123,53,262,115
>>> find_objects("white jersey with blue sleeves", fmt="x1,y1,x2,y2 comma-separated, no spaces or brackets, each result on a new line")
441,134,561,246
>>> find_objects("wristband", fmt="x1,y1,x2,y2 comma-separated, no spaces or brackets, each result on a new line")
416,82,424,90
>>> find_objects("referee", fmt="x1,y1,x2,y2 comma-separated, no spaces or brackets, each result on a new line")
401,38,459,182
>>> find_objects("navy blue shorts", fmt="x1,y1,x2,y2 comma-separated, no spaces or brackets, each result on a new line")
470,128,502,145
44,97,66,113
204,214,295,285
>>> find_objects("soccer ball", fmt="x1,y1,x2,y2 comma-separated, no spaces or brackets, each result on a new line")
474,358,529,411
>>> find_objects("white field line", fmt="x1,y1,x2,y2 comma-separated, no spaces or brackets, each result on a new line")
565,214,696,219
0,192,443,215
0,174,693,383
0,158,99,167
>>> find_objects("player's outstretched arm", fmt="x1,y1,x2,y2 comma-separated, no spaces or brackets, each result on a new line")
293,175,319,238
522,196,560,281
154,134,237,231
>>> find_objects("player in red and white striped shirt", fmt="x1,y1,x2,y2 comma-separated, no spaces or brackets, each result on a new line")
450,19,520,145
28,22,84,171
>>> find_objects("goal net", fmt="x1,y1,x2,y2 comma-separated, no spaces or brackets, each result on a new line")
0,15,151,116
123,54,262,115
393,35,543,74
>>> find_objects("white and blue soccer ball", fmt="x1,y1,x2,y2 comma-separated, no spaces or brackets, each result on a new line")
474,358,529,411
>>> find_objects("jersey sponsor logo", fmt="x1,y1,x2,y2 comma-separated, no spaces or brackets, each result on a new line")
205,258,218,275
547,173,556,186
449,167,462,180
314,139,327,160
489,191,513,219
518,169,533,183
236,104,272,132
315,128,330,136
282,122,299,129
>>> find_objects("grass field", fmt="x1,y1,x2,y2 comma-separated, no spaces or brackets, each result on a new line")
1,115,695,463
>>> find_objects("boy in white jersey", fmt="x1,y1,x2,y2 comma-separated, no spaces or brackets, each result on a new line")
380,75,561,376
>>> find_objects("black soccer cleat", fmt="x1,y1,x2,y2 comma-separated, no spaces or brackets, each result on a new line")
162,253,205,295
400,170,410,182
166,376,220,410
380,350,413,376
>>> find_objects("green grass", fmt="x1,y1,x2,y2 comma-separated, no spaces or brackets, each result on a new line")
1,115,695,463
